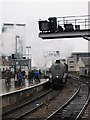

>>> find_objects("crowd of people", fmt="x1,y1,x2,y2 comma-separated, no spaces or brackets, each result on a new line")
4,68,42,87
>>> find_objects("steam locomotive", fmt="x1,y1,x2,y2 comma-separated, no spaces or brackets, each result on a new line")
50,60,68,88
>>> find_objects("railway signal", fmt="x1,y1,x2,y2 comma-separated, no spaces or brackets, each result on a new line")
48,17,57,33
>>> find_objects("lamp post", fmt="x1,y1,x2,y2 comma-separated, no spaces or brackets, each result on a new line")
14,36,20,75
43,51,48,77
26,46,31,70
15,36,20,57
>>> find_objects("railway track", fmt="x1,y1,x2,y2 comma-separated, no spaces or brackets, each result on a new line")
2,88,61,120
21,77,79,120
46,77,90,120
2,76,84,120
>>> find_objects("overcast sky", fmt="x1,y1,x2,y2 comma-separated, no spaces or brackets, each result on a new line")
1,1,90,68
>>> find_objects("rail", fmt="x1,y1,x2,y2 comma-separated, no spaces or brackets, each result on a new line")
46,77,90,120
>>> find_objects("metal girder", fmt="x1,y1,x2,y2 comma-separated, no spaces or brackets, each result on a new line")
82,35,90,41
39,29,90,39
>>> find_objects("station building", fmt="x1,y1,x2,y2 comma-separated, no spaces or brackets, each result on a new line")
2,23,26,58
1,23,32,72
76,57,90,75
67,52,90,75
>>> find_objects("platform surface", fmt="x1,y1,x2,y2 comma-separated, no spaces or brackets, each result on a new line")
0,78,48,95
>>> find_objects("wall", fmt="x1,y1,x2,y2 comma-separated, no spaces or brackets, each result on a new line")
1,80,50,113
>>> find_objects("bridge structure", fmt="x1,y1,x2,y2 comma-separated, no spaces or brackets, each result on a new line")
38,15,90,40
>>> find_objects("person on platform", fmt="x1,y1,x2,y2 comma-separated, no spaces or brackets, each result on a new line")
14,71,18,87
22,69,26,86
39,69,42,79
5,69,11,86
18,69,22,87
5,68,8,85
34,70,40,83
31,70,35,83
28,68,31,83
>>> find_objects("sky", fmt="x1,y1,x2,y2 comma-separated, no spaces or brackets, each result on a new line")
1,0,90,69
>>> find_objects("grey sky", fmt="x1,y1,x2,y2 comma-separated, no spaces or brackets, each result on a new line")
2,1,89,68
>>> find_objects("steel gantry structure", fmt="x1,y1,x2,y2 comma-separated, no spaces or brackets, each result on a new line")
38,15,90,40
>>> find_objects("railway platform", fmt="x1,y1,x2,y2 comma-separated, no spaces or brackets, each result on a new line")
0,78,48,95
1,77,50,114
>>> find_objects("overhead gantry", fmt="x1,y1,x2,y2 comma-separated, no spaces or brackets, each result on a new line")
38,15,90,40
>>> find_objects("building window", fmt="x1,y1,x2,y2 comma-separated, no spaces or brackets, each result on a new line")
70,56,73,58
70,66,74,68
69,61,74,63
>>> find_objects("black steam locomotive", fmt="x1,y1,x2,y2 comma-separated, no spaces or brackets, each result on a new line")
50,60,68,88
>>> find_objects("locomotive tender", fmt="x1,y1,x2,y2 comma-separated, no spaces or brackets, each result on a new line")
50,60,68,88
